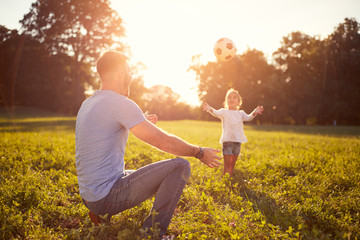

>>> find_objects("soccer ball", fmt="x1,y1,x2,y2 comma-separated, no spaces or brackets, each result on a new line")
213,38,236,61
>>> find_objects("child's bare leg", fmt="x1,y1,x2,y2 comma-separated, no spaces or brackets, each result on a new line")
228,155,239,177
223,155,231,175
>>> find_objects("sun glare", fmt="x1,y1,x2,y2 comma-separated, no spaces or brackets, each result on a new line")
110,0,360,106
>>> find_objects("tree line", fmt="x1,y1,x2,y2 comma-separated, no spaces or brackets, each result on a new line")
0,0,359,125
190,18,360,125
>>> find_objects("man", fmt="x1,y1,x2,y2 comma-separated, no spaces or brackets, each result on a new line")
75,51,221,237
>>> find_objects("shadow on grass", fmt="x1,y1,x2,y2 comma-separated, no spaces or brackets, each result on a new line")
0,107,76,132
246,124,360,138
232,170,345,239
0,119,76,132
232,171,297,228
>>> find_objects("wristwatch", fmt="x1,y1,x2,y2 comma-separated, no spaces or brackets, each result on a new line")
195,147,204,159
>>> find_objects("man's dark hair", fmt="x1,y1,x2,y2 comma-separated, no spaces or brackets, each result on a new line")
96,51,128,78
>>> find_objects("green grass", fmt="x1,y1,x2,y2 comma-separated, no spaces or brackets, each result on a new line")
0,108,359,239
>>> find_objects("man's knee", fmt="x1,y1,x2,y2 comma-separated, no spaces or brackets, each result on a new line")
175,157,191,181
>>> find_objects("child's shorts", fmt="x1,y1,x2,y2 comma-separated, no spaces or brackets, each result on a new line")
222,141,241,155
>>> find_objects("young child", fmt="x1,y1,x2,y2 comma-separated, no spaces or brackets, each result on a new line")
202,88,264,177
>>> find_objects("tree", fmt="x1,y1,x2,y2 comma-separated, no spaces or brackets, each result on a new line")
0,26,92,113
142,85,196,120
129,62,148,110
233,49,280,119
0,26,19,109
319,18,360,125
20,0,127,113
273,31,326,124
190,50,281,123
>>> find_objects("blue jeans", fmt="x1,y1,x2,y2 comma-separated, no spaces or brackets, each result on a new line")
83,158,191,236
222,141,241,155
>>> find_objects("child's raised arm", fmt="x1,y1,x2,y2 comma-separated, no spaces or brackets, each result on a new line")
201,102,214,113
251,106,264,116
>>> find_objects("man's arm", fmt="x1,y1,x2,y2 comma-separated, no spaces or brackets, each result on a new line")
130,120,222,168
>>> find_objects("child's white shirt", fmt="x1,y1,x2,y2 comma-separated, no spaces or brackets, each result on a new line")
210,108,255,143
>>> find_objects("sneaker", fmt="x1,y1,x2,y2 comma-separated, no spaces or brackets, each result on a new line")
89,211,102,226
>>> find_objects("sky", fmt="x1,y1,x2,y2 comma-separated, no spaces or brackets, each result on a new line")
1,0,360,106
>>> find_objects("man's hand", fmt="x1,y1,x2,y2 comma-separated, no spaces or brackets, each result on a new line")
199,148,222,168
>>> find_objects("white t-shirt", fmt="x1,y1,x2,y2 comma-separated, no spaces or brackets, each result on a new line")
210,108,255,144
75,90,146,202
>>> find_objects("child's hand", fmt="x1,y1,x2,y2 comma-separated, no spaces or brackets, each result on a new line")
255,106,264,115
201,102,212,112
144,111,158,124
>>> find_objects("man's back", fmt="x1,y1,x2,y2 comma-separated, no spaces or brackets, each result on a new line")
75,90,145,202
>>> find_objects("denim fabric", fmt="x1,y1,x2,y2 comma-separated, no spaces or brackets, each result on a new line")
83,157,191,236
222,141,241,155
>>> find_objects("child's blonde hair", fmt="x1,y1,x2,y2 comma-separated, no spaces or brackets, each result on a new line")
224,88,242,110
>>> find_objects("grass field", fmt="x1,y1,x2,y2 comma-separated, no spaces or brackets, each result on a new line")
1,108,359,239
